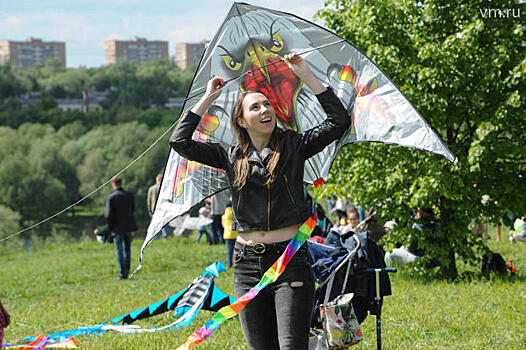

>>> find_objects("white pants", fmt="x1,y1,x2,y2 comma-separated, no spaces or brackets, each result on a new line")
384,247,420,265
510,233,526,242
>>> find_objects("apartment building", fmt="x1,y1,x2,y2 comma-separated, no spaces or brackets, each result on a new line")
0,37,66,67
105,36,168,65
175,41,208,70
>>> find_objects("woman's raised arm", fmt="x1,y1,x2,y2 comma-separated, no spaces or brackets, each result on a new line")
190,77,225,116
170,76,229,170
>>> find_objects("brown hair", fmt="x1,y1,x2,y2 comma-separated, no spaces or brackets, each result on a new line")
347,206,360,219
230,91,281,189
111,176,122,187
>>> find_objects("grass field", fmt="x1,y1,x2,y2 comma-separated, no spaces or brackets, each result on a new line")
2,229,525,349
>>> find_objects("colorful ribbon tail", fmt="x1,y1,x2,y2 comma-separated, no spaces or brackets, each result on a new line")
176,179,324,349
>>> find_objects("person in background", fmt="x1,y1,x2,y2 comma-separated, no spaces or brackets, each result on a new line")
384,220,397,232
510,216,526,243
209,190,230,244
196,203,212,245
0,298,10,348
330,196,351,226
147,173,170,240
327,195,337,216
95,176,137,280
385,208,440,266
326,207,361,247
345,208,360,230
222,199,237,268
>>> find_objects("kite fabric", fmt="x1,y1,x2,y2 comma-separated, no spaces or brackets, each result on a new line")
3,334,78,349
176,178,324,350
111,261,234,328
168,215,213,237
142,1,456,263
18,263,233,343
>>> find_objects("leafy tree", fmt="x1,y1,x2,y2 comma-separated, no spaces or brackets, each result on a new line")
40,67,92,98
0,205,20,237
0,58,197,230
0,156,67,224
0,65,26,98
72,121,165,218
0,124,73,224
318,0,524,277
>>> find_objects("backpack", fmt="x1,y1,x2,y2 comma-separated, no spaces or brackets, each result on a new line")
481,251,507,276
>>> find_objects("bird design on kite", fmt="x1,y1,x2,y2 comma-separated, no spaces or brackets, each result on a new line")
170,17,392,199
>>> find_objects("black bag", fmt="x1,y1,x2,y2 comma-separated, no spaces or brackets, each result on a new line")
482,251,507,276
96,226,113,244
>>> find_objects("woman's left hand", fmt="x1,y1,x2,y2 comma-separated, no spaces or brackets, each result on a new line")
284,53,326,95
284,53,311,80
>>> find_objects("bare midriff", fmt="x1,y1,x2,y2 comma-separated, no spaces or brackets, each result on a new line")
236,223,301,245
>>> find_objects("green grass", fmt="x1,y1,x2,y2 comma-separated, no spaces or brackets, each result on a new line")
1,229,525,349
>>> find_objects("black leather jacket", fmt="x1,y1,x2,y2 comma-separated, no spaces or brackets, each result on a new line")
170,88,350,232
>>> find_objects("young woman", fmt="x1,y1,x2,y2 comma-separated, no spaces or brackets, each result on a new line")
170,54,350,350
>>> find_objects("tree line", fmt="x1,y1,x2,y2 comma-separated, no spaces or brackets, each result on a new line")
0,58,195,236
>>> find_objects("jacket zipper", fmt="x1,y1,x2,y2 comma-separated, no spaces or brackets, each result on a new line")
267,182,271,231
283,174,296,207
251,159,271,231
236,188,242,214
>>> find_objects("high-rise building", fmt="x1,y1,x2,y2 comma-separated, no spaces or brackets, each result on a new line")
104,37,168,65
0,38,66,67
175,41,208,70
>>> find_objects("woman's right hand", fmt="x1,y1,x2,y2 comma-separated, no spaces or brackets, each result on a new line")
204,77,225,102
191,76,225,116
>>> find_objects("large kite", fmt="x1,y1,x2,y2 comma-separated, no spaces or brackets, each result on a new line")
140,3,456,346
142,2,456,264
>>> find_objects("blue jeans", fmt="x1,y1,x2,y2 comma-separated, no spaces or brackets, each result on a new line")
234,240,314,350
210,215,224,244
196,227,211,244
225,239,236,268
154,224,170,240
114,232,131,278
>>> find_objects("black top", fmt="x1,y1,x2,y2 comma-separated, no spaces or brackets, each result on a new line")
170,88,351,232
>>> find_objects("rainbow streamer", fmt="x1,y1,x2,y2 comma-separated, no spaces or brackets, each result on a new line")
176,178,324,350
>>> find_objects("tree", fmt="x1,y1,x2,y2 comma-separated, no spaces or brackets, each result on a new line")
0,205,20,238
0,124,71,224
317,0,525,278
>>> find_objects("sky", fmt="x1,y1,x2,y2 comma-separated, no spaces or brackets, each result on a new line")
0,0,328,68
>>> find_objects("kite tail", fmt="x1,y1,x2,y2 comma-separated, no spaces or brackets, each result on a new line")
129,261,142,279
176,179,325,350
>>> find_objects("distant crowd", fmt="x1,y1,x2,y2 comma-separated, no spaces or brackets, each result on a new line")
94,174,526,274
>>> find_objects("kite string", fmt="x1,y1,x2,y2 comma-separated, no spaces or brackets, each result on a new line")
0,121,177,243
0,39,344,243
